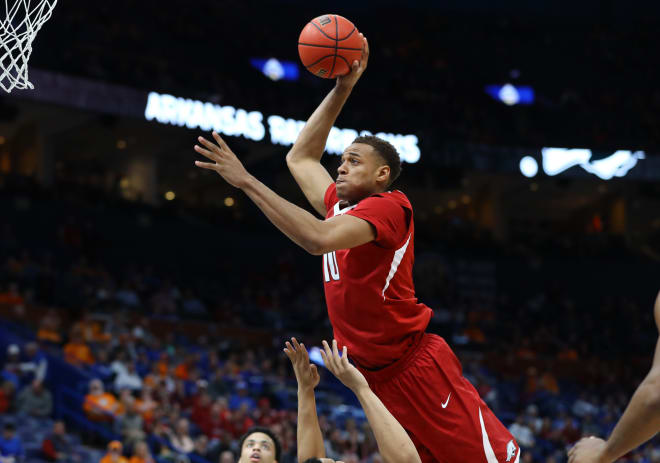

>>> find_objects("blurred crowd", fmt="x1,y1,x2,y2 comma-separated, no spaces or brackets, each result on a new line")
1,200,659,463
2,285,659,462
0,304,381,463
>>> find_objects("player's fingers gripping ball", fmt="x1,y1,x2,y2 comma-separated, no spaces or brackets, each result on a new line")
298,14,362,78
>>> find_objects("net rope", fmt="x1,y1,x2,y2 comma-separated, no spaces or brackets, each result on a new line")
1,0,57,92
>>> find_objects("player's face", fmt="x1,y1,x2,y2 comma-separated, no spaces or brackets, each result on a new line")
238,432,277,463
336,143,388,202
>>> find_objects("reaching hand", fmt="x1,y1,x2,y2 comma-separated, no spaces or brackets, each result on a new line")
194,131,251,189
320,339,369,393
568,436,609,463
336,34,369,91
284,337,320,392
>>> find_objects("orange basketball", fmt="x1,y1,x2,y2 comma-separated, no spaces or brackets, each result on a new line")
298,14,363,79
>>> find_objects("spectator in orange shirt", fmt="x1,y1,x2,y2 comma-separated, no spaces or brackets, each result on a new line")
100,440,128,463
128,441,154,463
516,337,537,360
141,364,160,390
464,325,486,344
0,282,24,306
524,366,540,399
155,353,169,377
134,387,158,427
37,310,62,345
539,369,560,395
73,312,111,344
557,344,579,362
63,331,94,367
174,361,189,381
84,379,119,422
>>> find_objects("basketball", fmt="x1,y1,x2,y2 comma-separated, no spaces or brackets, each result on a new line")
298,14,363,79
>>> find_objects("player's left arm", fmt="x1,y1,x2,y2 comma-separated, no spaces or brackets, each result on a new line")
283,338,325,462
569,290,660,463
194,132,374,255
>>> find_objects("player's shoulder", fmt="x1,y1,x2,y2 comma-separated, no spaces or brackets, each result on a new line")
369,189,412,209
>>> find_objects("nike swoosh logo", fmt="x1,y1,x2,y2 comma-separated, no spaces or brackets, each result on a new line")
441,393,451,408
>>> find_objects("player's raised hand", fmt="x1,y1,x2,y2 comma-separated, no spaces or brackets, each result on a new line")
194,131,251,189
567,436,609,463
336,34,369,91
320,339,369,393
284,337,320,392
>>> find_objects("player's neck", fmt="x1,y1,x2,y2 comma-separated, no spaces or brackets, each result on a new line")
338,186,388,208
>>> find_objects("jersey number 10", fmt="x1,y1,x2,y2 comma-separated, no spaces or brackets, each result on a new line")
323,251,340,282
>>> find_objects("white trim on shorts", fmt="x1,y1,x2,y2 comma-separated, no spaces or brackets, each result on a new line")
479,408,520,463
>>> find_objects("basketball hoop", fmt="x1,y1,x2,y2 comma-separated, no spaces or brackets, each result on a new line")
1,0,58,93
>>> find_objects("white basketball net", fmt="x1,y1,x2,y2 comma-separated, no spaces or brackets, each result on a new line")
1,0,57,93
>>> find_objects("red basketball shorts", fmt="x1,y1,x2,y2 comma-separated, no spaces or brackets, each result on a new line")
357,333,520,463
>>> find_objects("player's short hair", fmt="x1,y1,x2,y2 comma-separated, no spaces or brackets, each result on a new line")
302,459,323,463
352,135,402,187
239,426,282,462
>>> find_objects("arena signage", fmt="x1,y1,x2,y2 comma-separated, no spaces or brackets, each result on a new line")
144,91,421,163
519,148,646,180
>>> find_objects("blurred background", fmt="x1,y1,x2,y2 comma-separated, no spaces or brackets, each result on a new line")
1,1,660,462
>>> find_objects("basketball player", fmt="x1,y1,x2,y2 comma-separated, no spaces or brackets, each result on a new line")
194,34,518,463
237,426,281,463
568,291,660,463
284,337,421,463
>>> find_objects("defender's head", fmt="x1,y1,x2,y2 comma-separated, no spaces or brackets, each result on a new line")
238,427,281,463
336,135,401,203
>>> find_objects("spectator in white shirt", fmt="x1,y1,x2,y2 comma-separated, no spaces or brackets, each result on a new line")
114,362,142,392
509,415,535,449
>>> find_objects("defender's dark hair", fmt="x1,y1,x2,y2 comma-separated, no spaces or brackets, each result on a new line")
238,426,282,462
352,135,402,187
302,459,323,463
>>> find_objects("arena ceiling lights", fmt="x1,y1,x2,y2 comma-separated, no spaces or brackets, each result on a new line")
485,84,534,106
249,58,299,82
144,91,421,163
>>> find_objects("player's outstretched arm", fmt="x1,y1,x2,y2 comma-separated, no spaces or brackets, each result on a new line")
283,338,325,462
194,132,375,254
321,340,421,463
569,290,660,463
286,34,369,217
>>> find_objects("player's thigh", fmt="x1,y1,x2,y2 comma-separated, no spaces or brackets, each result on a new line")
372,336,517,462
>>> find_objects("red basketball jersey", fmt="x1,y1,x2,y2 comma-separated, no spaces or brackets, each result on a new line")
322,183,433,369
